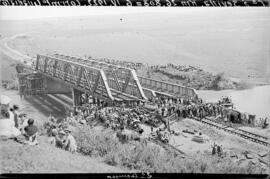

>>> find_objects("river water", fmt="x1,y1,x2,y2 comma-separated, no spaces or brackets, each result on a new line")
197,85,270,118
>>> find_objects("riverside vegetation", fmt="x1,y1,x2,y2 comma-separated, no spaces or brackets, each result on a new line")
73,125,266,173
137,64,253,90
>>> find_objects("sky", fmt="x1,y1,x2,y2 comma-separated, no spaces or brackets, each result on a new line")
0,6,193,20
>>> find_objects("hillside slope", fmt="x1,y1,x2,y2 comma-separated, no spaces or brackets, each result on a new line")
0,136,126,173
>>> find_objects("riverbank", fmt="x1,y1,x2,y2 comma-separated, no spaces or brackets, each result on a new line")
137,65,249,90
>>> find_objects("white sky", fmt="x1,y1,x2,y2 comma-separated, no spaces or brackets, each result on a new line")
0,7,191,20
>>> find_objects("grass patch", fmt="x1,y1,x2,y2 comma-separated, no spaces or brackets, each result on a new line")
73,125,267,174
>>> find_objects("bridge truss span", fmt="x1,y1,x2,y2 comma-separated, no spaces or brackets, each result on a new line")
35,54,147,102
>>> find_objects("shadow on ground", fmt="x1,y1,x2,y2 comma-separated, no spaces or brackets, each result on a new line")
24,94,73,118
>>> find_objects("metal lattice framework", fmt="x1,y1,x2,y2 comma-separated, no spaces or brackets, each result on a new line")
35,54,147,102
91,58,198,99
35,53,198,101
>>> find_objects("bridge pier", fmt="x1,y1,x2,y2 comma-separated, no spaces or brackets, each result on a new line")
71,88,82,108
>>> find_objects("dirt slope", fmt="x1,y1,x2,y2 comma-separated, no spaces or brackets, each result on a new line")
0,136,127,173
0,50,127,173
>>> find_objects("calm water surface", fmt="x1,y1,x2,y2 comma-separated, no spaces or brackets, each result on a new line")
197,85,270,118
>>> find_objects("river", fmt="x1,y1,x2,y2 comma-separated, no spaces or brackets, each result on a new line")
197,85,270,119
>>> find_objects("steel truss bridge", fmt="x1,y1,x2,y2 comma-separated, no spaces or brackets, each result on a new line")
35,53,198,102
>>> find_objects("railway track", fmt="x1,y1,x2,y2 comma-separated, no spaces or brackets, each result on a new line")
204,117,268,141
190,116,269,147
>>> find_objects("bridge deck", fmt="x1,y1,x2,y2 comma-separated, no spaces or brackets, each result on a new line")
34,54,198,102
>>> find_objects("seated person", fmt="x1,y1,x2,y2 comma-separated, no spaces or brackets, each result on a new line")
0,109,21,139
18,114,28,133
62,128,77,153
56,130,66,148
24,118,38,145
48,128,58,146
49,129,66,148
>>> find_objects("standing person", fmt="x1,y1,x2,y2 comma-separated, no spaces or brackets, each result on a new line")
8,108,14,124
176,107,181,120
263,117,269,128
13,105,20,128
199,108,203,120
168,105,172,116
164,107,168,117
161,107,165,117
171,104,175,114
183,107,186,119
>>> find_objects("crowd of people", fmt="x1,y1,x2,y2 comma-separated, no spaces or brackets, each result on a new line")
43,95,232,145
0,95,77,153
0,102,39,146
211,143,224,157
46,93,269,145
1,92,268,155
47,124,77,153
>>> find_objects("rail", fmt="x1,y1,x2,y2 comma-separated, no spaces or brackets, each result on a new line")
138,76,198,99
191,116,269,147
153,110,269,147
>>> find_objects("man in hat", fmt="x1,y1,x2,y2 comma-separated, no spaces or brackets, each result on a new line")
55,130,66,148
63,128,77,153
49,129,66,149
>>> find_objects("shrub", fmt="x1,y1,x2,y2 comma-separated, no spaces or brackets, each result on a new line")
74,126,267,174
74,126,119,157
210,72,225,90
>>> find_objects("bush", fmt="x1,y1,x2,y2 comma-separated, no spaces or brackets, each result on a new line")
74,126,119,157
210,72,225,90
104,141,166,172
74,126,267,174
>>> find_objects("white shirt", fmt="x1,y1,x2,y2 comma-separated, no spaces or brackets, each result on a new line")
9,111,15,125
